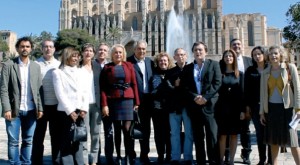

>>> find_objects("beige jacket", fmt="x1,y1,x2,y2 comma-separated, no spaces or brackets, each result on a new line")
260,63,300,114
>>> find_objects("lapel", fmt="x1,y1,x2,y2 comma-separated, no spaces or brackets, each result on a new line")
29,60,35,90
144,57,152,80
242,56,251,70
12,58,21,85
187,63,197,91
264,65,271,86
201,59,210,82
92,60,101,76
130,56,143,77
62,68,78,91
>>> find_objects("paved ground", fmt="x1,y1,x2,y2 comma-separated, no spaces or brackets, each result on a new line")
0,117,298,165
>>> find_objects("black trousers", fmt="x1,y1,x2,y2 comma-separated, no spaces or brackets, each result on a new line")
32,105,59,165
137,94,153,158
98,115,115,161
190,108,218,165
152,108,171,157
56,111,84,165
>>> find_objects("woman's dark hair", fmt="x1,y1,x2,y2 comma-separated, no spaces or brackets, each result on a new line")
251,46,267,68
219,49,239,78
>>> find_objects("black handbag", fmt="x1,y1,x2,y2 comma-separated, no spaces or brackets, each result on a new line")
70,118,87,142
130,110,143,140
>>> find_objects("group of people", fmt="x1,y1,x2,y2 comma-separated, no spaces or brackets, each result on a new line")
1,36,300,165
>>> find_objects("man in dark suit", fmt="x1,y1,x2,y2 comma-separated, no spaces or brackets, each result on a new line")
1,37,43,165
231,38,252,164
180,42,222,165
127,40,154,164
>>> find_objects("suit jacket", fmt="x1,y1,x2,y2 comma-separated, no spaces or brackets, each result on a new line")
180,59,222,114
52,67,89,115
242,56,253,72
92,60,102,108
100,62,140,107
0,58,43,117
127,55,154,101
260,63,300,114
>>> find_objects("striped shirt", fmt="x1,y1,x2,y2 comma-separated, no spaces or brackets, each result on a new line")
36,56,60,105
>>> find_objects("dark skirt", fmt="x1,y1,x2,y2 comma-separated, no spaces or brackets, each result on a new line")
109,98,134,121
215,103,241,135
264,102,298,147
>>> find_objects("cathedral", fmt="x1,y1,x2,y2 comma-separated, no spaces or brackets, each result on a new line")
59,0,282,58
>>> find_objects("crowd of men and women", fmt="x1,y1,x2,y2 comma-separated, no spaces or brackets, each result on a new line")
1,36,300,165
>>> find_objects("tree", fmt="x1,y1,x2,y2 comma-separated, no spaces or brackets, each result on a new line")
29,31,55,59
106,27,122,45
55,29,96,52
0,38,9,52
283,2,300,49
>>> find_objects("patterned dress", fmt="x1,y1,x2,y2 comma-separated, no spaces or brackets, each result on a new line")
108,65,134,120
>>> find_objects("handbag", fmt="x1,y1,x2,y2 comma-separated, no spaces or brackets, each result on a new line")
130,110,143,140
70,118,87,142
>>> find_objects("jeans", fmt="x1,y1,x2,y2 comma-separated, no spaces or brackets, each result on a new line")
169,109,193,161
5,110,37,165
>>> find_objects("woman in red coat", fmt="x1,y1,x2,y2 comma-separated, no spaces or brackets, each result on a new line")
100,44,140,165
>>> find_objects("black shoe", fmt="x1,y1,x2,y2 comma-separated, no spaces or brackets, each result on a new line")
257,161,265,165
105,157,114,165
157,156,164,164
140,156,153,164
170,160,180,165
165,154,171,163
240,153,251,164
184,160,193,165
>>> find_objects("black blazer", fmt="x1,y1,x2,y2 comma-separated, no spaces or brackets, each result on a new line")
127,55,154,101
180,59,222,114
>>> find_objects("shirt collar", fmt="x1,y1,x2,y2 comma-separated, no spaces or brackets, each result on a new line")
40,56,56,64
134,56,145,62
18,57,30,66
193,59,205,64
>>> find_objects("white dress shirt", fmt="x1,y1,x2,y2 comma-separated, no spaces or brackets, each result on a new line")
134,56,149,93
237,55,245,73
19,58,35,111
81,67,96,104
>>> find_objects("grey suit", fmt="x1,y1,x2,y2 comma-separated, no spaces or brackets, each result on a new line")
1,58,43,116
0,57,43,164
81,60,103,164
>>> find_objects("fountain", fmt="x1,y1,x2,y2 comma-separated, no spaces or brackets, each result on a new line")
166,7,192,62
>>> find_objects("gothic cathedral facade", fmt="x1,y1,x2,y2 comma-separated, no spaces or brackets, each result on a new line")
59,0,282,57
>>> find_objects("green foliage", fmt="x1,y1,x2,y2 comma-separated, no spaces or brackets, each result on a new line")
0,38,9,52
55,29,96,52
106,27,122,45
283,2,300,49
29,31,55,59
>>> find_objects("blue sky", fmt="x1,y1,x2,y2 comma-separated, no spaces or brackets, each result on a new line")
0,0,298,38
